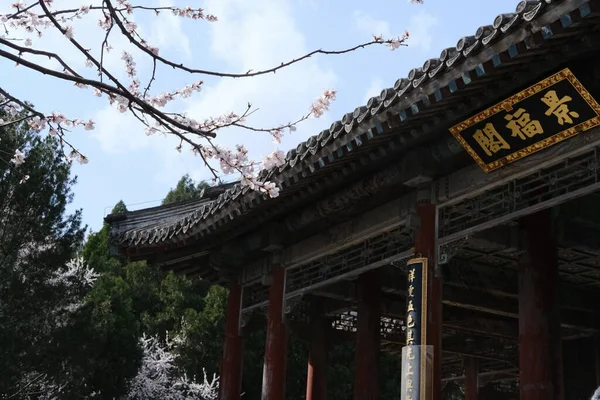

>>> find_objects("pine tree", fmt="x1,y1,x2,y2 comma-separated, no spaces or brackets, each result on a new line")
0,111,89,397
162,175,211,205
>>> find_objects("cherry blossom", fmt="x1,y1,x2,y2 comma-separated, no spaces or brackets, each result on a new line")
127,334,218,400
310,89,337,118
0,0,420,198
10,148,26,165
592,386,600,400
263,150,286,171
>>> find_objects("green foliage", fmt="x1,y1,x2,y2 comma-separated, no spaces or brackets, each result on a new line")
76,202,214,397
59,273,142,398
175,285,228,378
0,161,415,398
81,200,127,274
111,200,128,215
0,113,86,395
162,174,211,205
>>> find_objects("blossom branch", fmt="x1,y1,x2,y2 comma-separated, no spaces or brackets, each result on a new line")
36,0,218,139
0,86,87,164
104,0,409,78
0,0,422,198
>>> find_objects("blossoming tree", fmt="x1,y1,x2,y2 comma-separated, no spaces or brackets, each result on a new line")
126,334,219,400
0,0,421,196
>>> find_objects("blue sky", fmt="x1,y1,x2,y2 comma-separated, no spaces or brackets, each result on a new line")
0,0,517,233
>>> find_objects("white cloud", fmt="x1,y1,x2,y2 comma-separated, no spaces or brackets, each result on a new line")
162,0,337,183
353,11,391,38
363,78,383,103
167,0,340,186
406,10,438,52
90,106,153,153
149,0,192,59
353,9,438,53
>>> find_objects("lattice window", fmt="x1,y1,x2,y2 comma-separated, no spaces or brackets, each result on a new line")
286,226,413,296
439,147,600,239
241,280,269,310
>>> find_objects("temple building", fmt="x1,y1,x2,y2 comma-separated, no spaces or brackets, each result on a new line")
106,0,600,398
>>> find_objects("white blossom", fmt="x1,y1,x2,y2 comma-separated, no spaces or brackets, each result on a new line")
10,149,25,165
126,334,218,400
63,25,74,39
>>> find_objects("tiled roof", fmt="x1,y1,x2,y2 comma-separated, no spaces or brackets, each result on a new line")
107,0,598,250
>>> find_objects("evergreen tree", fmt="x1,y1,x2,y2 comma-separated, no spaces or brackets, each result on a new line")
76,196,215,398
162,175,211,205
0,113,89,397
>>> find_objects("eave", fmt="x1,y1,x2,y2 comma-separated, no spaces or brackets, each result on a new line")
106,0,600,259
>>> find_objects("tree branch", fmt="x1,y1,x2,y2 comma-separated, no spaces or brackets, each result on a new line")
104,0,407,79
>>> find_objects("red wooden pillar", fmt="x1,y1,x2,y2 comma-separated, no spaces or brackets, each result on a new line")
518,209,563,400
415,202,442,400
219,282,244,400
353,269,381,400
262,266,288,400
465,357,479,400
306,311,329,400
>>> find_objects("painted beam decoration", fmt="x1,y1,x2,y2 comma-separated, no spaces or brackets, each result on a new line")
401,257,429,400
449,68,600,173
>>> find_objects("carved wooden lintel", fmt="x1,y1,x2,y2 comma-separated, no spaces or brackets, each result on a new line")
284,295,304,316
438,236,469,265
284,162,404,232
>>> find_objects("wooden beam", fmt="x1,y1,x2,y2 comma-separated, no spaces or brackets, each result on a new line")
313,278,599,333
442,368,518,383
446,253,600,314
443,285,597,333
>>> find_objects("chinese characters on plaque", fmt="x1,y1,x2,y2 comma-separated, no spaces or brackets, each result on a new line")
402,258,429,400
449,68,600,173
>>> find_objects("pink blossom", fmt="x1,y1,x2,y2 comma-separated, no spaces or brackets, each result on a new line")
270,128,283,144
63,25,74,39
310,89,337,118
11,149,25,166
125,21,137,33
83,120,95,131
263,150,286,170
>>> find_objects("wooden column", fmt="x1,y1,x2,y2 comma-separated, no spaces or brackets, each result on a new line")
414,202,442,400
353,269,381,400
306,308,329,400
518,209,563,400
465,357,479,400
219,282,244,400
262,266,288,400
